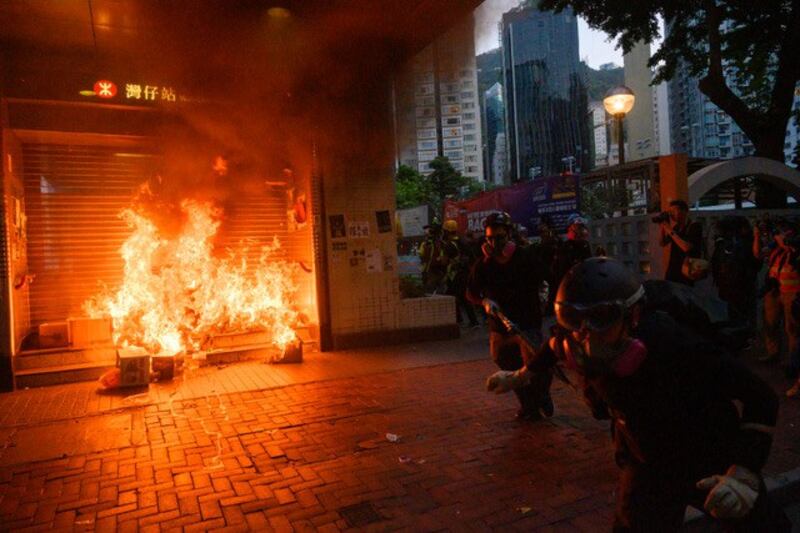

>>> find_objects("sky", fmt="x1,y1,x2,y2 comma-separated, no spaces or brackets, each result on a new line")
474,0,624,69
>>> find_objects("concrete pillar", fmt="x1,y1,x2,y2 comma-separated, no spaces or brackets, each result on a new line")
658,153,688,211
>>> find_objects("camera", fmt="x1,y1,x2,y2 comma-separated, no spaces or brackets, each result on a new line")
651,211,671,224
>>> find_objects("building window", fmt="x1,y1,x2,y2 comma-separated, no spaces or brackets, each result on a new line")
464,134,476,141
464,123,475,131
445,116,462,126
463,113,475,120
463,102,475,109
460,91,473,99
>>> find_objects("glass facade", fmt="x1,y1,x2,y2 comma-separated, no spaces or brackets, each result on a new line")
501,6,590,180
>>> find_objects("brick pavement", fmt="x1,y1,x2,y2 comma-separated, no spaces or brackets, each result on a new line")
0,359,618,531
0,336,798,531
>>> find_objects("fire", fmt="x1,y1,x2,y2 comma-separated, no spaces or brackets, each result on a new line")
84,199,302,355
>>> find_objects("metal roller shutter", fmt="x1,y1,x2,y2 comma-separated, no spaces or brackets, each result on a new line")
22,141,291,333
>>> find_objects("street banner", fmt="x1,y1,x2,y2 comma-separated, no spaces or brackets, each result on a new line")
444,174,580,236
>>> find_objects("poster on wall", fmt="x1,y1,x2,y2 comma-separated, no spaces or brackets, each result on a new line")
375,210,392,233
348,221,370,239
366,249,382,273
329,214,346,239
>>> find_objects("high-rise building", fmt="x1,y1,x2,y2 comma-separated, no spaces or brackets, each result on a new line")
668,64,756,160
501,4,590,180
785,88,800,168
393,15,483,180
653,80,671,156
483,82,506,184
623,42,657,161
589,101,609,167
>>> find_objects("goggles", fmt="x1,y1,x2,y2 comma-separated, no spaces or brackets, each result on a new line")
555,285,645,332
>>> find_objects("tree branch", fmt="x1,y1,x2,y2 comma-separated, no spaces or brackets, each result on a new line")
767,1,800,121
698,0,757,139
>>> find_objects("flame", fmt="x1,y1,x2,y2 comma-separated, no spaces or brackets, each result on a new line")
84,199,301,355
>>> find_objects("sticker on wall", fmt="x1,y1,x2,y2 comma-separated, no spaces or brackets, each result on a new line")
366,249,382,273
329,214,346,239
332,242,347,251
375,210,392,233
348,221,370,239
383,255,394,272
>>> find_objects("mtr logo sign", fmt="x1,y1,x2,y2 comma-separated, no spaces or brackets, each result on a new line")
93,80,117,99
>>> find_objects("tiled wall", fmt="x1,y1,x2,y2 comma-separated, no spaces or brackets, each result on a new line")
589,208,800,280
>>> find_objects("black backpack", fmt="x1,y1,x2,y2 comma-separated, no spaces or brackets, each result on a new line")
642,280,750,353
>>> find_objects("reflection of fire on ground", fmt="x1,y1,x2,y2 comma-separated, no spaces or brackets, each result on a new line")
84,194,305,357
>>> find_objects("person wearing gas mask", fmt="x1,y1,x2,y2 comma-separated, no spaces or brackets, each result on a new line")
467,212,553,421
552,213,592,293
486,257,788,532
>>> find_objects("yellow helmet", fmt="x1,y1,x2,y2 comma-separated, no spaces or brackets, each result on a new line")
443,219,458,232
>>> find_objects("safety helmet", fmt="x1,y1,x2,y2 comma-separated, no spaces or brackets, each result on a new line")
555,257,644,331
567,213,588,227
483,211,512,229
443,219,458,232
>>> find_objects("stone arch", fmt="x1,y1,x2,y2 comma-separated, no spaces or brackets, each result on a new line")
687,156,800,204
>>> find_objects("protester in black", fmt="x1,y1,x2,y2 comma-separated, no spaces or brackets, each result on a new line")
711,216,760,333
659,200,703,285
467,212,553,420
552,214,592,293
487,257,788,532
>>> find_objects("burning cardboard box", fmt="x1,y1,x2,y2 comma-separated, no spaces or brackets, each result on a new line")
271,337,303,364
38,322,69,348
69,317,113,348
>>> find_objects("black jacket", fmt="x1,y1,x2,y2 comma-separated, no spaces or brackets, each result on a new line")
529,311,777,472
467,244,545,333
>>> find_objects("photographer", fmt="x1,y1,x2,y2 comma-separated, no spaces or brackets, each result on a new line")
754,220,799,380
657,200,703,286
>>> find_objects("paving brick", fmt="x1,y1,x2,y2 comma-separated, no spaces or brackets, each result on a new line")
1,345,798,532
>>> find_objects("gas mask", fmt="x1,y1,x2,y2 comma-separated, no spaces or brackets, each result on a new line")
482,232,516,261
554,286,647,377
559,331,646,378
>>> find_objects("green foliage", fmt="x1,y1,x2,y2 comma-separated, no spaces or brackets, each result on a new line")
580,61,624,102
395,165,429,209
399,275,426,299
395,157,479,215
538,0,800,161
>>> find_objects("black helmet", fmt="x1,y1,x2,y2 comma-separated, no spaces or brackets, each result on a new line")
555,257,644,331
483,211,512,229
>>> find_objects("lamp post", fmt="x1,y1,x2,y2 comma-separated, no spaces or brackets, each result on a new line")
603,86,635,165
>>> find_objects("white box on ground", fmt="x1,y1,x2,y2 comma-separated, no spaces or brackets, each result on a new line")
117,346,150,387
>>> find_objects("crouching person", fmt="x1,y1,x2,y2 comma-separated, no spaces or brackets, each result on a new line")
487,257,789,532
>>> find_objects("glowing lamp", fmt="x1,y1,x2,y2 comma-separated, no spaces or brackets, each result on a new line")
603,85,635,117
603,85,635,165
267,6,291,18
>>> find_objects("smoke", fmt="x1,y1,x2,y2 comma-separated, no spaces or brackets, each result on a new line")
474,0,522,54
106,2,418,214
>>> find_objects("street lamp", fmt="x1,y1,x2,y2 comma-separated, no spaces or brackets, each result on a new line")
603,85,635,165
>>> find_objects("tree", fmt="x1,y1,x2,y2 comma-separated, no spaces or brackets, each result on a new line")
539,0,799,164
394,164,429,209
394,158,481,215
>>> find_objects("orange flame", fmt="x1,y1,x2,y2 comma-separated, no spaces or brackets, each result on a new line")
84,200,301,355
